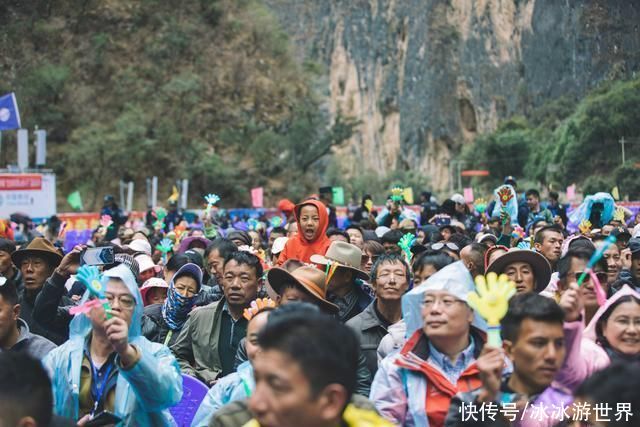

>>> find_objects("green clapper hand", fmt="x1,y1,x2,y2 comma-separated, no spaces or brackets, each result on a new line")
156,238,173,264
467,272,516,347
76,265,112,319
398,233,416,263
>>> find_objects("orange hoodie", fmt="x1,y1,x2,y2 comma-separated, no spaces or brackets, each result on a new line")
277,199,331,265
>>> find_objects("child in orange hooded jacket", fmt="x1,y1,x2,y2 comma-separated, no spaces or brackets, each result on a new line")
277,199,331,265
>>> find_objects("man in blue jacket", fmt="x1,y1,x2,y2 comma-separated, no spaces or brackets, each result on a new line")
44,264,182,426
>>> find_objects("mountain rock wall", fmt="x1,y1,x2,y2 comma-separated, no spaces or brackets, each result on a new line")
265,0,640,191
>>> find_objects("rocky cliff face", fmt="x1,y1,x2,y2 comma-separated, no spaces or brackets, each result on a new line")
264,0,640,192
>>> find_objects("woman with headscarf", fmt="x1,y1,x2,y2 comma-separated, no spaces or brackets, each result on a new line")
142,263,202,347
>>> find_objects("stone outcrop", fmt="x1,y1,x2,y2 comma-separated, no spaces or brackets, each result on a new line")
264,0,640,191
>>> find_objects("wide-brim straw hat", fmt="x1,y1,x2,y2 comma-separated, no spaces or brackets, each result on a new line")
486,249,552,293
310,241,369,281
268,266,339,314
12,237,62,268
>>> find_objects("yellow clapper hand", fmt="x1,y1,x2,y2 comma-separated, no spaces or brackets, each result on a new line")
467,272,516,347
578,219,592,235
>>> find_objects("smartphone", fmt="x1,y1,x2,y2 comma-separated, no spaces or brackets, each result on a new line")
84,411,122,427
81,247,115,266
434,216,452,227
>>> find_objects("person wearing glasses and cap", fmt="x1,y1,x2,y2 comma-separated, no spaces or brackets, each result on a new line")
43,264,182,425
371,261,497,427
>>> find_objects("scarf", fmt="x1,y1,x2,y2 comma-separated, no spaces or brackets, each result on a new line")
162,283,196,331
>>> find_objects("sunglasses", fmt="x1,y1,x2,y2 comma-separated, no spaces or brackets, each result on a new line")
575,271,608,284
430,242,460,252
361,254,380,263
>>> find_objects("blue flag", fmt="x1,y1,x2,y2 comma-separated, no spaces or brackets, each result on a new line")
0,93,21,131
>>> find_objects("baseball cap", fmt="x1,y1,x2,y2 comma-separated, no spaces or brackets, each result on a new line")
127,239,152,256
271,237,288,255
628,238,640,254
451,194,466,205
504,176,517,186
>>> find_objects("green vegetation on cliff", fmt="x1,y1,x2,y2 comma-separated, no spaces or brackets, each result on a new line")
0,0,355,209
462,77,640,199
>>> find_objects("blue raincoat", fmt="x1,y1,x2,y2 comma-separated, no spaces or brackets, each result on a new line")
43,264,183,426
568,192,615,227
191,361,254,426
489,185,520,226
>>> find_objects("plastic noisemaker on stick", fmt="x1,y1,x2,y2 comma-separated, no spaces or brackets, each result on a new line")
398,233,416,264
577,234,617,287
156,238,173,264
467,272,516,347
496,186,514,225
75,265,112,319
204,193,220,218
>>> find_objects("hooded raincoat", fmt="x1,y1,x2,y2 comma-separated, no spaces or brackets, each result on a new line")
555,285,640,392
277,199,330,265
370,262,502,427
191,360,255,426
43,264,183,426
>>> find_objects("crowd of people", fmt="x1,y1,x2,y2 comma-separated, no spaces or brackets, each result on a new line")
0,176,639,427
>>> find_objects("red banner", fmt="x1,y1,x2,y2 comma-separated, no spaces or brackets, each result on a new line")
0,174,42,190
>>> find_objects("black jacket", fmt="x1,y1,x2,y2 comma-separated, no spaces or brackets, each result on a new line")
141,303,181,347
31,272,77,345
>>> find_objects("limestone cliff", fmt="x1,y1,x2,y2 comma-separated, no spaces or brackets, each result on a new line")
264,0,640,191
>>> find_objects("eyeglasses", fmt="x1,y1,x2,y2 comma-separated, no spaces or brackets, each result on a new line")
421,296,464,308
361,254,380,264
430,242,460,252
104,292,136,309
575,272,608,284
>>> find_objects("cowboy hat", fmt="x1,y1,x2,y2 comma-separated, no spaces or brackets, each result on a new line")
310,241,370,281
11,237,62,268
267,266,339,314
486,249,552,293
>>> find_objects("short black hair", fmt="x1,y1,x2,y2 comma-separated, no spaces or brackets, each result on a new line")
0,280,19,305
223,251,263,279
165,253,191,273
258,309,358,400
501,293,565,342
448,233,472,249
534,224,563,245
557,249,592,280
575,364,640,426
381,229,403,245
549,191,559,201
525,189,540,199
0,238,16,254
326,227,350,243
269,227,286,237
345,224,363,235
0,352,52,427
412,251,455,274
204,238,237,261
370,253,410,284
464,243,489,275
